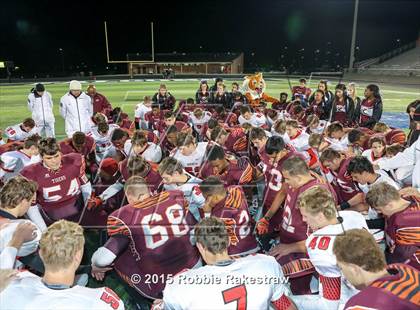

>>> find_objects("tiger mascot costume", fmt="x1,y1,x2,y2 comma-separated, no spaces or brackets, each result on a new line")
241,72,279,108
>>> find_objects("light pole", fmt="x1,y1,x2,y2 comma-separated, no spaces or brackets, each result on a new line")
59,48,65,74
348,0,359,71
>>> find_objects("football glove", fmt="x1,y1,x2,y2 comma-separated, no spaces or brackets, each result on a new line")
256,217,270,235
87,193,103,210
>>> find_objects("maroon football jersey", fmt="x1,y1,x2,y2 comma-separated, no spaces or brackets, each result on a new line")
212,111,238,127
199,157,253,186
385,128,406,145
119,158,162,194
59,136,96,158
145,110,164,131
106,190,201,299
279,177,337,244
139,130,159,144
331,157,361,204
344,264,420,310
21,153,89,222
262,151,298,208
156,121,189,137
224,128,248,155
258,146,271,166
210,186,259,256
384,198,420,265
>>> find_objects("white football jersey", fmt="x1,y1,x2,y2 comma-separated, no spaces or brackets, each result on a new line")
293,211,367,310
189,111,212,133
357,170,400,243
357,169,400,194
88,124,119,163
0,219,41,268
0,150,41,181
134,103,152,120
162,254,289,310
325,135,349,152
5,124,39,141
172,142,208,176
0,271,124,310
163,173,205,221
289,130,310,152
124,140,162,163
308,120,330,135
361,149,383,164
238,113,267,128
271,130,291,145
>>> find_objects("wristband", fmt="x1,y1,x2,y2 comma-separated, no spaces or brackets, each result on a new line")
340,201,351,210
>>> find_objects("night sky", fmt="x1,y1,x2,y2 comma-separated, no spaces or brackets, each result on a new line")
1,0,420,76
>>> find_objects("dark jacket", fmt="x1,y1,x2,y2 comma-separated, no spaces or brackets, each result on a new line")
329,96,355,125
152,92,176,110
354,97,383,129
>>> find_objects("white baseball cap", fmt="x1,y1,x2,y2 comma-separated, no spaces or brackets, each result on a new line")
69,80,82,90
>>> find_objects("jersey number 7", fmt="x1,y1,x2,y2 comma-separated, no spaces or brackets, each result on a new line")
222,284,247,310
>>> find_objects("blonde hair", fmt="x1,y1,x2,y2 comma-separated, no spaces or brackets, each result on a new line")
273,119,287,135
372,122,389,133
39,220,84,271
286,119,299,128
309,133,323,148
298,186,337,220
0,176,37,209
348,82,357,98
124,176,149,197
193,108,203,118
306,115,320,128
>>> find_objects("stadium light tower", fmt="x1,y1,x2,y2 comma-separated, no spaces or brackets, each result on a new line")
348,0,359,71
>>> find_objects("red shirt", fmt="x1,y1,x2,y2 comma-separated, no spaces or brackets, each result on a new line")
59,136,96,159
199,157,254,187
106,190,200,299
384,197,420,265
21,153,88,221
344,264,420,310
91,92,112,117
210,186,259,256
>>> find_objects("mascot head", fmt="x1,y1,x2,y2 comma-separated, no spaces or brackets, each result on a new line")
242,73,266,100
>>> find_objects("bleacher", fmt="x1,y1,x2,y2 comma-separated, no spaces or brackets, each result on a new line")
355,39,420,77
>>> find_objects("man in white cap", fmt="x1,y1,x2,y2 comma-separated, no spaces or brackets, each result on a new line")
27,83,55,137
60,80,93,138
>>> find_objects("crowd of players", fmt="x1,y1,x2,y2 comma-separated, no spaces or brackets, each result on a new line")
0,77,419,310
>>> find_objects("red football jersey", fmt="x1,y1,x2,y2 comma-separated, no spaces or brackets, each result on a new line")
210,186,259,256
199,157,253,187
145,110,165,131
157,121,190,137
279,178,337,244
262,152,301,207
344,264,420,310
212,111,238,127
385,197,420,265
385,128,406,145
106,190,201,299
59,136,96,158
224,128,248,155
119,158,162,194
21,153,89,222
330,157,361,204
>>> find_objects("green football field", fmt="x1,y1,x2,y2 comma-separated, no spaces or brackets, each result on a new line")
1,78,418,309
1,78,419,137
